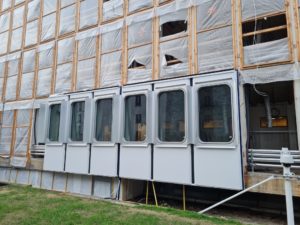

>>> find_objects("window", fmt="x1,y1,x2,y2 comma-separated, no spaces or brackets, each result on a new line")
95,98,113,142
125,95,147,142
48,104,61,142
158,90,185,142
70,101,85,141
242,14,287,47
198,85,232,142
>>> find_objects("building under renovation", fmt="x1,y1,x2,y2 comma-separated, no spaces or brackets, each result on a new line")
0,0,299,201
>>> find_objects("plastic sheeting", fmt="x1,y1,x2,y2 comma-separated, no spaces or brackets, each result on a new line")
43,0,57,15
244,38,289,66
13,6,24,28
59,4,75,35
101,51,122,87
127,11,153,47
36,68,52,97
38,43,54,69
15,0,25,5
103,0,124,21
196,0,231,31
10,156,27,167
77,58,95,90
10,28,23,51
61,0,75,8
41,171,54,190
198,26,233,72
77,36,97,60
128,44,152,83
55,63,72,93
0,127,13,155
160,37,188,78
1,0,12,11
22,49,35,73
79,0,98,29
57,37,74,64
239,63,300,84
25,20,38,46
27,0,40,21
241,0,285,21
0,32,8,55
41,13,56,41
16,170,30,184
0,11,10,32
0,168,10,183
6,54,20,101
128,0,152,13
101,20,123,53
20,72,34,99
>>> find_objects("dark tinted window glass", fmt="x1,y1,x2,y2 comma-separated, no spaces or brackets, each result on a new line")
124,95,146,142
71,101,85,141
158,90,185,142
49,104,61,142
95,98,113,142
198,85,232,142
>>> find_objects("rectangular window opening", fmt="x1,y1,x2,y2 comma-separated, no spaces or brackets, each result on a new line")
95,98,113,142
198,85,233,143
48,104,61,142
158,90,185,142
70,101,85,142
242,14,287,46
125,94,147,142
161,20,187,38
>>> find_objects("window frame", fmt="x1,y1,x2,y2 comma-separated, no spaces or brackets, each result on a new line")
94,97,114,143
156,87,187,144
196,82,235,145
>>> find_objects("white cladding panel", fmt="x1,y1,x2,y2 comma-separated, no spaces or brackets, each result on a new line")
65,145,90,174
119,145,151,180
90,145,118,177
43,145,65,172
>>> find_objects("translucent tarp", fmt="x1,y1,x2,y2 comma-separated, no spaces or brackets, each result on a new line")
2,0,12,11
239,63,300,84
77,58,95,90
0,32,9,55
78,36,97,60
101,20,123,52
43,0,57,15
160,37,188,78
0,12,10,32
55,63,72,93
20,72,34,99
128,0,153,13
127,11,153,46
25,20,38,46
196,0,232,30
22,49,36,73
0,78,3,100
197,26,233,72
10,156,27,167
38,43,54,69
15,0,25,5
36,68,52,97
6,54,20,101
243,38,289,66
57,37,74,64
127,44,152,83
79,0,98,29
61,0,75,8
103,0,124,21
59,4,75,35
4,100,35,110
159,7,188,27
41,13,56,41
11,27,23,51
0,127,13,155
17,109,31,125
13,6,24,28
27,0,40,21
5,76,18,101
100,51,122,87
241,0,285,21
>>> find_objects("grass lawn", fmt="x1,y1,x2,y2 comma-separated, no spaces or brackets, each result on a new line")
0,184,246,225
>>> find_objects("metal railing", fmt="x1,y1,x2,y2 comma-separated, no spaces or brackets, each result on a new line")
30,145,45,158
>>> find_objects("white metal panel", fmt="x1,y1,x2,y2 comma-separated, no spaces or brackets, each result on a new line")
65,145,90,174
193,70,243,190
153,79,192,185
119,145,151,180
120,84,153,180
44,144,66,172
90,144,118,177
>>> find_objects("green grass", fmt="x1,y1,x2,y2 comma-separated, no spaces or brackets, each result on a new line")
0,184,246,225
